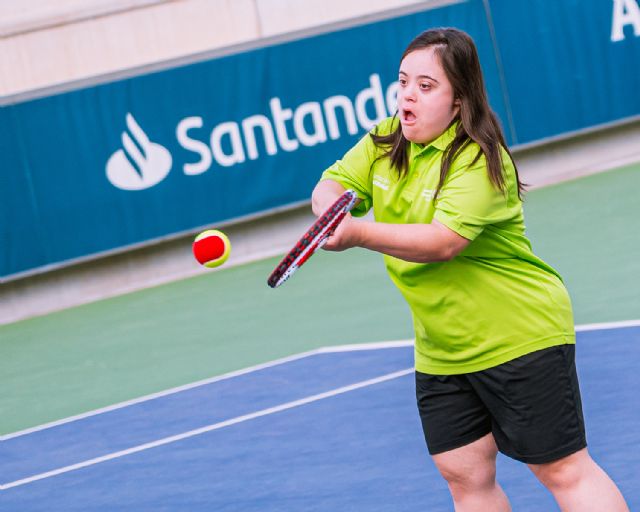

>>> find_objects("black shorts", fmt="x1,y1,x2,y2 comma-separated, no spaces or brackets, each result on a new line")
415,344,587,464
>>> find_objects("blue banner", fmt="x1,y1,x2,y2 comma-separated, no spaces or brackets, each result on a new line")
2,0,504,277
2,0,639,277
489,0,640,143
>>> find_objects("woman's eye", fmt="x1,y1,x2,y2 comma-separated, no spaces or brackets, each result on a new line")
398,78,407,86
419,83,431,90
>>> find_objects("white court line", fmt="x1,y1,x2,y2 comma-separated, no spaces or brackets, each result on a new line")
0,368,414,491
574,319,640,332
1,340,412,441
4,319,639,441
318,340,413,352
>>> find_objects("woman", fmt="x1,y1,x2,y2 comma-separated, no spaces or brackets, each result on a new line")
311,28,628,511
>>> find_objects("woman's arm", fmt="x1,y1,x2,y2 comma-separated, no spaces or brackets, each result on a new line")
326,217,470,263
312,180,470,263
311,179,354,215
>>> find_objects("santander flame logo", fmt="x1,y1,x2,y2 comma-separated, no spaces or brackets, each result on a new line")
106,114,172,191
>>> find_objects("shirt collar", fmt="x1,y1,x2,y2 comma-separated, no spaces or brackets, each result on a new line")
409,121,458,159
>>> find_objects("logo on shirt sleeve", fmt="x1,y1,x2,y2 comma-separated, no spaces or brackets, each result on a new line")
373,174,390,190
421,188,435,202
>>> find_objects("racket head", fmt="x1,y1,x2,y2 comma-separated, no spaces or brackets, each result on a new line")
267,189,358,288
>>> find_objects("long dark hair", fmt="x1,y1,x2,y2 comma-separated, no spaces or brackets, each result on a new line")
372,28,524,201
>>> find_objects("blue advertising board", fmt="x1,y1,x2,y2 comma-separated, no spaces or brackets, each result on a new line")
1,0,639,277
488,0,640,143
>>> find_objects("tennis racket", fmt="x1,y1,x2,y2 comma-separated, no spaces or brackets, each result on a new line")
267,189,358,288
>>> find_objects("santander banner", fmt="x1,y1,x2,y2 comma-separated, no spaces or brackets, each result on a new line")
106,75,399,191
2,0,639,277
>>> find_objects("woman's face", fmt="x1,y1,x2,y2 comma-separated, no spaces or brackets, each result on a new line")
397,47,459,145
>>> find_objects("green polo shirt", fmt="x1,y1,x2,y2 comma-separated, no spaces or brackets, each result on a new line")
321,117,575,374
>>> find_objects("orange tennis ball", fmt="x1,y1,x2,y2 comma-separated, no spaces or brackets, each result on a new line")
192,230,231,268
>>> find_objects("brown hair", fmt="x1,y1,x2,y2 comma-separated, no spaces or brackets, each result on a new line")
371,28,524,201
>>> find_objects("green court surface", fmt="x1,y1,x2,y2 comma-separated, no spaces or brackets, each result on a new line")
1,163,639,435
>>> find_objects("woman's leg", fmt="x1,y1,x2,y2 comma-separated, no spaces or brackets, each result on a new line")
528,448,629,512
432,433,511,512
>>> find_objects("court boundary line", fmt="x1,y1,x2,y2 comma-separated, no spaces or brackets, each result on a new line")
0,368,414,490
4,318,639,440
1,339,412,441
574,319,640,332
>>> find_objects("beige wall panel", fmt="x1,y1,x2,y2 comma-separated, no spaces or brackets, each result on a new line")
0,0,169,36
0,0,452,98
0,0,259,97
255,0,434,35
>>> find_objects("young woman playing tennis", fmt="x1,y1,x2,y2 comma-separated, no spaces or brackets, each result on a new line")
312,28,628,511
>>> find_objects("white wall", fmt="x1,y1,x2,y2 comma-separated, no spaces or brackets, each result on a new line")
0,0,439,98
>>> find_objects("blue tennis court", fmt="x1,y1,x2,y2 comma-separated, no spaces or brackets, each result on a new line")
2,324,639,511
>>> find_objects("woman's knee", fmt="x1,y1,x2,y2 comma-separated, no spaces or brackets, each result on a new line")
437,459,497,492
528,448,590,491
433,435,499,492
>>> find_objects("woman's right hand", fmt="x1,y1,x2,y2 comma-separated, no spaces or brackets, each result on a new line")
311,180,347,216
